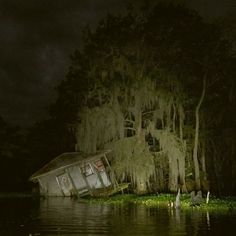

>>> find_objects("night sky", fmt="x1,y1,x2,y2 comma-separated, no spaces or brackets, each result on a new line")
0,0,235,127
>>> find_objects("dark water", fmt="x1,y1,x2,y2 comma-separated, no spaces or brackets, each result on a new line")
0,197,236,236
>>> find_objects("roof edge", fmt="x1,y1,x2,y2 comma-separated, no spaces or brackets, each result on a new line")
29,149,112,181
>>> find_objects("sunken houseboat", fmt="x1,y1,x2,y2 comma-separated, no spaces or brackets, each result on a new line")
29,150,127,197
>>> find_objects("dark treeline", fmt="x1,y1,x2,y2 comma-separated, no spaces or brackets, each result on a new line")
0,2,235,195
0,116,75,192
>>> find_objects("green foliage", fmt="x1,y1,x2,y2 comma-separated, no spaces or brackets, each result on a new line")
53,3,235,194
85,194,236,212
111,136,155,192
152,130,186,191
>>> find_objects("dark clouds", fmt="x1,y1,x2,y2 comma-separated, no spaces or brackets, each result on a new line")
0,0,235,126
0,0,128,126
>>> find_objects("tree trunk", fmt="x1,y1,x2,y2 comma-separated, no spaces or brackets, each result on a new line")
201,138,207,179
193,75,206,190
136,179,147,194
134,91,148,194
168,156,179,192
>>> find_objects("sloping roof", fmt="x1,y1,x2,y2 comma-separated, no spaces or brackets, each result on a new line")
29,150,112,180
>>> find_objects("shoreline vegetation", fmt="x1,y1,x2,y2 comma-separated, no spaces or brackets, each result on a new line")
1,192,236,212
82,194,236,212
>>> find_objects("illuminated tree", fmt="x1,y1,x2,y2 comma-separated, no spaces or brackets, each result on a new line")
54,3,234,194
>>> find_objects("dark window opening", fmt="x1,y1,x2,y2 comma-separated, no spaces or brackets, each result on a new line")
81,163,94,176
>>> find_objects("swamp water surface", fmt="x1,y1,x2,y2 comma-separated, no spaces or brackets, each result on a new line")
0,197,236,236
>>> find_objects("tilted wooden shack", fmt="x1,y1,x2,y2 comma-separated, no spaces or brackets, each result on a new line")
29,150,127,197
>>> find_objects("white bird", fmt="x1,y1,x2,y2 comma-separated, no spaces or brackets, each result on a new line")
175,188,181,209
206,191,210,204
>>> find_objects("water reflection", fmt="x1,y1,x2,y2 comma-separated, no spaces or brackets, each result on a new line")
0,197,236,236
33,198,113,235
206,211,210,229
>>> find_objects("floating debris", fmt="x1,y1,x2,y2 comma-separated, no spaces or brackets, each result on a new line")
190,190,203,206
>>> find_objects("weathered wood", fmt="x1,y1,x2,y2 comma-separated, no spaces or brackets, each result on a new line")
30,150,123,197
103,154,119,189
55,175,65,196
65,169,79,197
91,183,130,197
79,166,92,196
